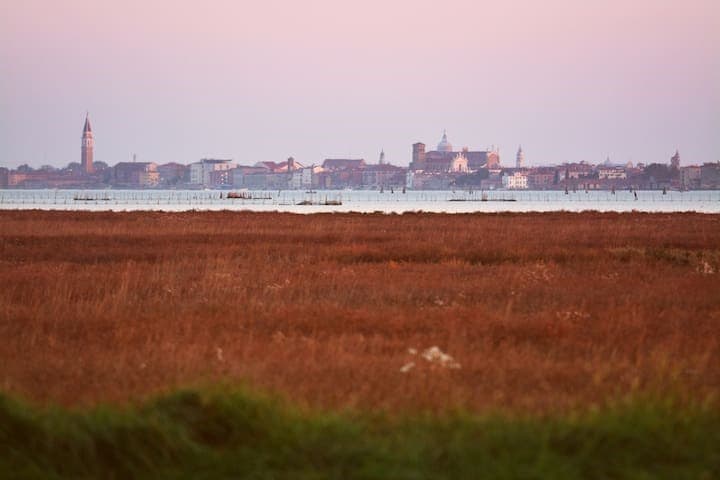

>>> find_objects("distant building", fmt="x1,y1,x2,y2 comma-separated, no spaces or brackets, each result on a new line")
411,143,426,170
597,166,627,180
230,158,306,189
286,157,300,172
311,159,363,188
8,172,28,187
232,165,271,188
481,169,503,190
516,145,524,168
564,162,594,179
253,161,289,173
527,167,556,189
409,131,499,172
189,158,235,187
245,171,290,189
680,166,701,190
113,162,159,187
671,150,680,170
361,164,406,188
0,167,8,188
488,153,501,169
81,113,94,174
406,171,455,190
208,168,234,188
502,171,528,189
157,162,188,186
700,162,720,189
450,152,469,173
5,169,99,189
290,166,321,189
322,158,366,171
230,158,308,189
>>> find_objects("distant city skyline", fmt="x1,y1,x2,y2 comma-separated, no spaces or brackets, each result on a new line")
1,0,719,169
4,110,719,191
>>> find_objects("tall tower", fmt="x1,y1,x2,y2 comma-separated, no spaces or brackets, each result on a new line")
287,156,297,171
411,143,426,171
81,113,94,174
379,149,386,165
516,145,524,168
670,150,680,170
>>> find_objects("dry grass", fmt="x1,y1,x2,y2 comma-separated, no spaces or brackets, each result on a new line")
0,210,718,413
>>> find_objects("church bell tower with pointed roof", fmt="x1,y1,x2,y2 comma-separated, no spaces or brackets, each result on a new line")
516,145,524,168
81,113,94,174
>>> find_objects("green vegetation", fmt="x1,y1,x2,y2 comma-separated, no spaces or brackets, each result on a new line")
1,387,718,479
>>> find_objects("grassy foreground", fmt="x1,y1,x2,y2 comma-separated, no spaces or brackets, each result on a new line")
2,211,719,412
2,211,719,477
1,387,718,479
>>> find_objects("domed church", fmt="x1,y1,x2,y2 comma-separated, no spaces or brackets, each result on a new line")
410,131,499,172
436,130,453,152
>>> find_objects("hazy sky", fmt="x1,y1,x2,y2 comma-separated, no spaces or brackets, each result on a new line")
1,0,719,168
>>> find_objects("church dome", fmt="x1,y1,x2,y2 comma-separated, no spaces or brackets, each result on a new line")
437,130,453,152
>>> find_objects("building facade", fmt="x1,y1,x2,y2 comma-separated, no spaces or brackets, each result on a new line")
189,159,235,187
680,166,702,190
113,162,159,187
410,132,499,172
502,171,528,189
700,162,720,189
157,162,188,186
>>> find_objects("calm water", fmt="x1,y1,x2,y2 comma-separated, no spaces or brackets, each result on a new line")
1,189,719,213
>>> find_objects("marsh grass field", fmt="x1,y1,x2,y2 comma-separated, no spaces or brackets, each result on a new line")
1,210,719,478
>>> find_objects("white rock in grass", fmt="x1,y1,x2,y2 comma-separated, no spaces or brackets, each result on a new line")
699,260,715,275
400,362,416,373
421,346,461,369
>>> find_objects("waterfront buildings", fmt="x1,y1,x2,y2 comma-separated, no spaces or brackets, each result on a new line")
527,167,557,189
565,162,594,180
2,118,719,190
597,166,627,180
157,162,188,186
233,165,277,189
502,171,529,189
113,162,159,187
189,159,235,187
322,159,366,171
361,163,406,188
681,166,702,190
701,162,720,189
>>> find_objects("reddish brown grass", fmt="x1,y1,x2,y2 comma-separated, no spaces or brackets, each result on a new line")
0,210,718,413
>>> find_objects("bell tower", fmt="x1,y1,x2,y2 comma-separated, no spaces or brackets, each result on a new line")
81,113,94,174
516,145,524,168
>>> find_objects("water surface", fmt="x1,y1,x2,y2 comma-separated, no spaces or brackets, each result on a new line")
1,189,719,213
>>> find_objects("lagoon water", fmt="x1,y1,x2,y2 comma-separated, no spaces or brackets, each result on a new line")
1,189,719,213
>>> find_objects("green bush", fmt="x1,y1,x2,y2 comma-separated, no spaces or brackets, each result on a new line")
1,389,718,479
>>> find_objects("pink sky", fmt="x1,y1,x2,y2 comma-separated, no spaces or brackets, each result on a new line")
1,0,718,167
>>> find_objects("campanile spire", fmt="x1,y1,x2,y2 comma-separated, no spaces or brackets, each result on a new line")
81,113,94,174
